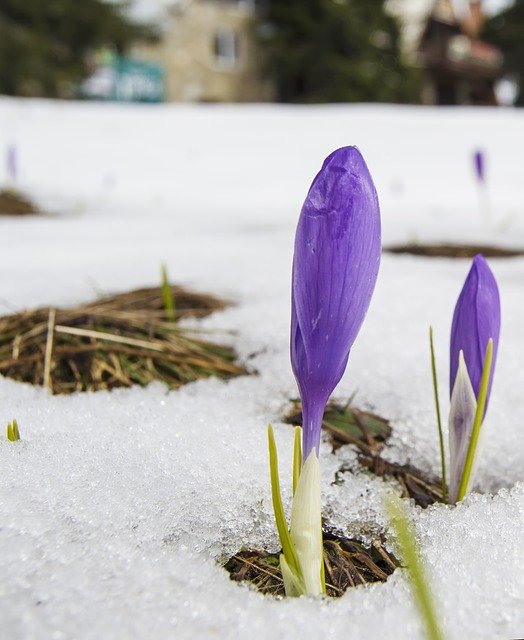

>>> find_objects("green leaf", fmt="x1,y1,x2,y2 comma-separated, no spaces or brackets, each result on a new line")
267,424,303,582
387,495,446,640
161,263,175,321
429,326,447,503
456,339,493,502
7,419,20,441
279,554,303,597
292,426,302,495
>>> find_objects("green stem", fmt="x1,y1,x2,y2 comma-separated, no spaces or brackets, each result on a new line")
456,339,493,502
429,327,447,503
387,496,446,640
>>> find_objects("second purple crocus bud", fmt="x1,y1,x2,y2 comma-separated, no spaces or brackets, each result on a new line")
291,146,382,462
448,254,500,503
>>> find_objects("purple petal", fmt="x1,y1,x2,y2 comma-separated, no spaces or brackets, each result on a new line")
450,254,500,410
291,147,381,459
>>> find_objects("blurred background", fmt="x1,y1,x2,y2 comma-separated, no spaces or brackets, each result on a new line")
1,0,524,293
0,0,520,107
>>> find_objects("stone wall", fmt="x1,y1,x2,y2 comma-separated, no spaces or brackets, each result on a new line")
133,0,273,103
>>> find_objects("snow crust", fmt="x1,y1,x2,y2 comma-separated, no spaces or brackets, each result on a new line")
1,98,524,639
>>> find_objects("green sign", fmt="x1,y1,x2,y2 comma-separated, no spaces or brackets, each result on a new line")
82,54,164,103
112,57,164,103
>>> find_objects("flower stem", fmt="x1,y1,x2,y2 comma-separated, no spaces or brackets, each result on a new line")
429,327,447,503
456,339,493,502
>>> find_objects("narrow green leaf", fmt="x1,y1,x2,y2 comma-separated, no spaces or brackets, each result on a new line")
7,419,20,441
456,339,493,502
161,263,175,321
387,495,446,640
267,424,303,580
429,326,447,502
292,426,302,496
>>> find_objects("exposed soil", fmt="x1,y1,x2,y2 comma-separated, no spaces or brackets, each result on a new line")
385,243,524,259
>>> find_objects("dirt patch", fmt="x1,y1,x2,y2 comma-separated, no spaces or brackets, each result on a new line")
224,531,399,597
0,189,40,216
385,243,524,259
0,285,247,394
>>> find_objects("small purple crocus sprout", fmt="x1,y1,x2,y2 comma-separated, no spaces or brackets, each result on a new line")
473,149,492,222
473,150,485,185
6,144,17,184
448,254,500,503
291,146,381,462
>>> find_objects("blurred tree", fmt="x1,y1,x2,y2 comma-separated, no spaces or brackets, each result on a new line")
0,0,153,97
484,1,524,105
259,0,420,103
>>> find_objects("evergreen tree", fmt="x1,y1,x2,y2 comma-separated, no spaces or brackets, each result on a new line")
0,0,153,97
484,1,524,105
259,0,420,103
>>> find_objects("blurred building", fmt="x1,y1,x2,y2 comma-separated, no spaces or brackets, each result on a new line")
132,0,272,102
386,0,503,105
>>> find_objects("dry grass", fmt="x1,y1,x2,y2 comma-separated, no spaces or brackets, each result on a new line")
0,285,247,394
385,243,524,258
0,189,39,216
224,532,399,597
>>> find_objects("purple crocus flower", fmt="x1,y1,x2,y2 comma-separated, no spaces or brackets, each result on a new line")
473,150,485,184
291,147,381,461
6,144,17,183
448,254,500,503
450,254,500,409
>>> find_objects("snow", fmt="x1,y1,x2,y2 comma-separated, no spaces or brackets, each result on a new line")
1,97,524,639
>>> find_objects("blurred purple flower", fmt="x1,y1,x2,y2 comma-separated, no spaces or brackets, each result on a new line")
450,254,500,408
6,144,17,183
291,146,381,461
473,150,485,184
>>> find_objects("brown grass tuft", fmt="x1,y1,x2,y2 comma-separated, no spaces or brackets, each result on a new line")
0,285,247,394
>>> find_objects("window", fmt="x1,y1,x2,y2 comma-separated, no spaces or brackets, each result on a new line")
214,28,240,69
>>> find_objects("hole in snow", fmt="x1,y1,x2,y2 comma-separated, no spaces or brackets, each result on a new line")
223,530,399,598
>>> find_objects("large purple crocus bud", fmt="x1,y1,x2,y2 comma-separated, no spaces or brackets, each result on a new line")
291,146,381,461
448,254,500,503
